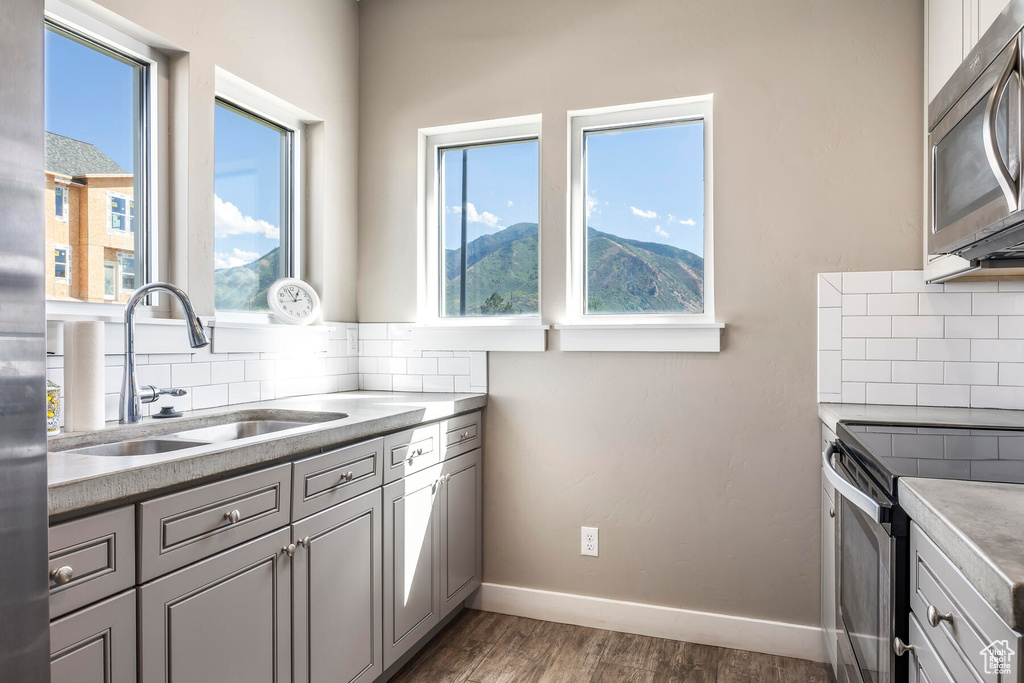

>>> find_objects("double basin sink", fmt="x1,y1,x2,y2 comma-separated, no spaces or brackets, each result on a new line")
59,410,348,458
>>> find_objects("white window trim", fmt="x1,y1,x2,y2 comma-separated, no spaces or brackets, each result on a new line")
213,67,314,323
44,0,171,319
414,114,548,352
55,183,69,223
562,95,722,353
117,251,135,294
54,244,71,285
106,190,133,235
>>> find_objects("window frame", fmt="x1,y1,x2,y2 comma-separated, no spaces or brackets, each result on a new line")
213,70,307,321
54,244,71,285
118,252,135,294
107,191,134,235
44,0,169,320
419,116,543,329
55,183,69,222
566,95,716,327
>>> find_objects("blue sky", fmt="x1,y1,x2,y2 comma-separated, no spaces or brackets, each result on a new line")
440,122,705,257
442,140,539,250
45,28,136,172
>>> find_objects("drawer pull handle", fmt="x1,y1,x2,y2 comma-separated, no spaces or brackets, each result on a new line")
224,509,242,524
298,536,311,549
340,471,355,482
438,473,452,486
282,543,297,558
460,431,470,439
407,447,423,464
892,637,915,657
829,507,835,519
50,565,74,586
926,604,954,628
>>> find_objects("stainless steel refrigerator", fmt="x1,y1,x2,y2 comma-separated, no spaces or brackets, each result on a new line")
0,0,53,678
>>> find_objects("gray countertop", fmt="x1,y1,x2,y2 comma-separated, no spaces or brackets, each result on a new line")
48,391,486,517
818,402,1024,629
900,477,1024,629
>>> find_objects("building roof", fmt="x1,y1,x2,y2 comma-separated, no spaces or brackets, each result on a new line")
45,132,129,177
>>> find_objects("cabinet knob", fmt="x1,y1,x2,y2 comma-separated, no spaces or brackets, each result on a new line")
926,604,954,628
340,471,354,482
460,431,469,439
829,507,835,519
50,565,74,586
224,509,242,524
892,637,915,657
445,473,452,483
298,536,311,549
282,543,297,558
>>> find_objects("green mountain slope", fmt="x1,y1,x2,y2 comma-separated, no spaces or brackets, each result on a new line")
213,247,282,311
445,224,539,315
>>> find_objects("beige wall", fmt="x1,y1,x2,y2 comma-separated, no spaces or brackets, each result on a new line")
359,0,924,625
82,0,360,320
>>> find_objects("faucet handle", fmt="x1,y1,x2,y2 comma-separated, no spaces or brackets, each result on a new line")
139,386,188,404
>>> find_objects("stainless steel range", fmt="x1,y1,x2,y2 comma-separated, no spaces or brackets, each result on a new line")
825,421,1024,683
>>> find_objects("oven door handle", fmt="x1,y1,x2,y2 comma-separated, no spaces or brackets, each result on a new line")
983,37,1021,213
822,442,885,523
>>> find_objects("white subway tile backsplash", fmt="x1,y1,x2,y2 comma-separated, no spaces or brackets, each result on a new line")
211,360,244,385
362,374,393,391
172,362,211,387
867,293,918,316
865,339,916,361
362,339,392,357
944,316,997,339
407,357,439,375
818,270,1024,411
359,323,389,340
136,364,171,388
228,381,261,405
438,357,471,375
192,384,228,410
892,316,943,339
393,374,424,392
423,375,455,392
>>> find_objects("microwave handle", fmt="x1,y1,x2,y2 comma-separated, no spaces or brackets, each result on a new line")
822,442,884,523
983,39,1020,213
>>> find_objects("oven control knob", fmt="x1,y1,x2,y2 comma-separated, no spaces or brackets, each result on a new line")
893,637,916,657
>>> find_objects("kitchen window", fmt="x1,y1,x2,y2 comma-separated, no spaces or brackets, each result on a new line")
44,15,157,307
415,116,546,352
561,96,721,352
54,245,71,284
118,252,135,293
213,97,297,314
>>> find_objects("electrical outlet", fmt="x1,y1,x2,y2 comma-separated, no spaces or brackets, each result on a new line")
581,526,598,557
346,328,358,355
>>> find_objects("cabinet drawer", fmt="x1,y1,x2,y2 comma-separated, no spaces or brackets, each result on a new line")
910,522,1021,682
138,463,291,582
48,506,135,619
442,411,482,461
384,422,440,483
908,612,956,683
50,589,137,683
292,438,383,520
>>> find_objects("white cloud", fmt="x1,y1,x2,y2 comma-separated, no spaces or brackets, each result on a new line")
654,225,670,238
586,193,599,218
214,248,261,270
214,195,280,240
507,200,514,208
677,218,696,226
450,202,502,229
631,206,658,219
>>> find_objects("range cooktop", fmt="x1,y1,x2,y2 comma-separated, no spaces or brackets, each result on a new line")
836,421,1024,496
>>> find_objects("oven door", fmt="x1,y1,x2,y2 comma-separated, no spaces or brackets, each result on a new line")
929,34,1022,256
824,445,902,683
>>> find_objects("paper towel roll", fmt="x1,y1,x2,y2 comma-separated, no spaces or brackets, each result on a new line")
64,321,107,432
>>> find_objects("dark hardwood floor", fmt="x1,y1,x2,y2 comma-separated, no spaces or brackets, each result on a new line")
390,609,834,683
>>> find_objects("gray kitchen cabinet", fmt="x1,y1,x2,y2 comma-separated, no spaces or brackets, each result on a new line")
50,589,136,683
438,449,482,618
292,489,382,683
383,463,442,669
139,527,292,683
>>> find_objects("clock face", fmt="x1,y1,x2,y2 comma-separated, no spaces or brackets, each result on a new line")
275,284,314,319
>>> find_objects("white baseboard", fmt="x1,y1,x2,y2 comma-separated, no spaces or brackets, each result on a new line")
468,582,827,663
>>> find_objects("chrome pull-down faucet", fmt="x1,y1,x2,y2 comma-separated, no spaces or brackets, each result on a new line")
120,282,209,424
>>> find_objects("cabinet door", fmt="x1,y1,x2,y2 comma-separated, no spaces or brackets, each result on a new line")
974,0,1008,46
50,590,136,683
293,489,382,683
438,449,482,618
139,528,291,683
928,0,967,103
383,463,441,669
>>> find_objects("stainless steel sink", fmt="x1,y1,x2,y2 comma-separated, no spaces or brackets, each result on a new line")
67,439,209,457
166,420,310,443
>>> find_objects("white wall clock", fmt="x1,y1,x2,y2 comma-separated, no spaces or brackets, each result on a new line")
267,278,321,326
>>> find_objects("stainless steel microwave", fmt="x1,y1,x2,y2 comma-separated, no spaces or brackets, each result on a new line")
928,2,1024,270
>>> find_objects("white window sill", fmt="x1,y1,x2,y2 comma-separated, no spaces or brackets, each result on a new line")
412,323,549,352
554,322,724,353
209,318,331,354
